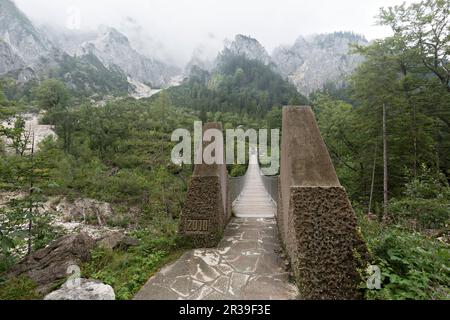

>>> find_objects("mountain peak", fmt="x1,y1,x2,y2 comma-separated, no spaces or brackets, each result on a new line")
0,0,29,22
224,34,271,65
76,26,179,88
0,0,53,75
234,34,259,44
100,27,130,45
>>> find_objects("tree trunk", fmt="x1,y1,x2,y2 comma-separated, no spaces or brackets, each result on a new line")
382,103,389,218
412,101,417,178
368,143,378,215
27,132,35,256
400,64,417,178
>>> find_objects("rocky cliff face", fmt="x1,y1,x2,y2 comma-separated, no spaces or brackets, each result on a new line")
0,0,129,94
0,0,180,93
225,34,272,65
0,38,24,76
272,32,367,95
77,27,180,88
1,0,366,97
0,0,55,77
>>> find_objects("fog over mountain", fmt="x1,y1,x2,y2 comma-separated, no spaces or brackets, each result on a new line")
1,0,419,96
14,0,416,67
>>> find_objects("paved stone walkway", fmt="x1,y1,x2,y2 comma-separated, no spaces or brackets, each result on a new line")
134,218,298,300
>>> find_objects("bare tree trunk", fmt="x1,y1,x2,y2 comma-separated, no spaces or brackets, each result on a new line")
368,143,378,216
412,103,417,178
27,132,35,256
401,64,417,178
383,103,389,219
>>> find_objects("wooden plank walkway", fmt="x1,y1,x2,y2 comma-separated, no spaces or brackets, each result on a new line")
232,149,276,218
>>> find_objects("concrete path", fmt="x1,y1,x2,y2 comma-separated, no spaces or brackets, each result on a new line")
233,149,276,218
134,218,298,300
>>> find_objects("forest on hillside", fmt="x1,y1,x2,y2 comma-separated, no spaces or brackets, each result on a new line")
0,0,449,300
164,52,308,118
314,0,450,299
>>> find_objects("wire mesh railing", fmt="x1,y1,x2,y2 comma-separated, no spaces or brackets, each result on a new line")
261,173,278,205
229,175,247,204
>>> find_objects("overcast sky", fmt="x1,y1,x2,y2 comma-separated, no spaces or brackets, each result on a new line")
14,0,417,65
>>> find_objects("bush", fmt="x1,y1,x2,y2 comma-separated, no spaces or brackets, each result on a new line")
230,164,247,177
388,165,450,231
404,165,450,200
0,276,41,300
389,199,449,230
359,214,450,300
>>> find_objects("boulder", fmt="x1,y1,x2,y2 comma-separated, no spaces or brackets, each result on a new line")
44,279,115,300
97,231,139,250
8,233,96,294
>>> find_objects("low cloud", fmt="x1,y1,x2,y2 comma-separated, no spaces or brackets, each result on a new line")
14,0,417,66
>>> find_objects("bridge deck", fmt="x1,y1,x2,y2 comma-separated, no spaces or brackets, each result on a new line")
232,150,276,218
134,149,298,300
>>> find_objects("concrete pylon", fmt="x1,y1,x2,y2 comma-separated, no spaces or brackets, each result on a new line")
278,106,368,299
178,122,231,247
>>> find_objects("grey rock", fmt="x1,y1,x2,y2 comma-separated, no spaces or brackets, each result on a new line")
1,113,56,153
44,279,115,300
55,197,114,226
97,231,139,250
0,0,129,93
186,34,273,77
0,39,24,75
0,0,53,76
8,233,96,294
76,27,180,88
225,34,272,65
272,32,368,95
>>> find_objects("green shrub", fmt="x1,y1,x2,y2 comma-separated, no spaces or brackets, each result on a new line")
389,198,449,230
0,254,15,275
359,215,450,300
0,276,41,300
403,165,450,200
230,164,247,177
388,164,450,231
